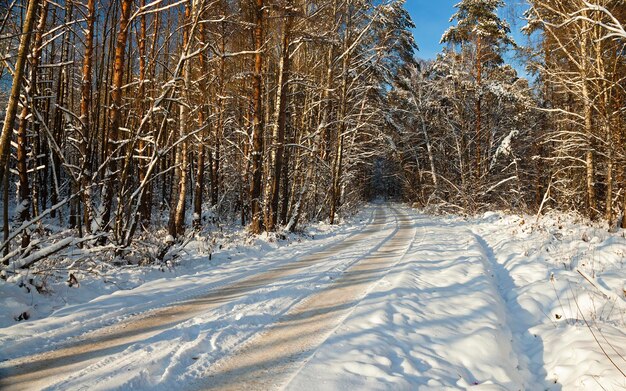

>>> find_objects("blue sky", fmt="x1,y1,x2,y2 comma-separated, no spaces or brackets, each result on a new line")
404,1,529,63
405,0,457,59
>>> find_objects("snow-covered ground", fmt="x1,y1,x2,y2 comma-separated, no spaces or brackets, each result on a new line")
1,204,625,390
287,211,626,390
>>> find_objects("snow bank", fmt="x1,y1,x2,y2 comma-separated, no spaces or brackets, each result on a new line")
474,212,626,390
286,207,626,390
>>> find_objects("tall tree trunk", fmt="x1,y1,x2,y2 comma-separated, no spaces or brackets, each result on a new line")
474,34,483,180
29,2,49,222
280,97,295,226
329,5,350,225
136,0,149,228
0,0,38,190
210,22,226,207
249,0,265,234
50,1,73,224
320,0,338,164
14,1,48,248
136,8,160,227
595,26,615,224
101,0,133,234
168,1,192,238
265,8,292,232
193,16,209,229
79,0,95,234
581,22,596,220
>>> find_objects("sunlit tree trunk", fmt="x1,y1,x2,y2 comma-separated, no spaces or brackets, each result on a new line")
169,1,192,238
265,7,293,232
14,1,48,248
193,18,209,229
329,5,351,225
136,0,150,228
249,0,265,234
0,0,39,191
101,0,133,234
474,35,483,179
79,0,96,234
580,20,596,220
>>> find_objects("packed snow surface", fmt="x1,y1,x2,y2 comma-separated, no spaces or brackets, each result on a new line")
1,204,626,390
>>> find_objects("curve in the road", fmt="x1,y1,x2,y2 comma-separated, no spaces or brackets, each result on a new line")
192,207,417,391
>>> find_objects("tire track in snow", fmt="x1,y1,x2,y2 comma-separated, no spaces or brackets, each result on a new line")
189,207,417,391
65,206,403,390
0,205,381,361
279,216,531,390
282,208,427,390
0,207,393,391
471,231,543,389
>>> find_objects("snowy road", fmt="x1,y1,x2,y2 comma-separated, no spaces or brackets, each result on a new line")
0,206,416,390
1,204,625,390
190,208,417,390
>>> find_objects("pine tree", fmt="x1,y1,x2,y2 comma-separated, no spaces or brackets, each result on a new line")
441,0,515,179
441,0,515,62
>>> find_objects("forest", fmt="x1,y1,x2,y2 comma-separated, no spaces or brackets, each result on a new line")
0,0,624,270
2,1,626,389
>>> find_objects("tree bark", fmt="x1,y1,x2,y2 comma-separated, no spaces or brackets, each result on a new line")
15,1,48,248
622,190,626,229
193,140,205,229
193,17,209,229
320,0,338,164
329,5,351,225
474,34,483,180
249,0,265,234
168,2,192,238
581,22,596,220
136,0,150,228
265,8,292,232
0,0,38,191
79,0,95,234
101,0,133,233
2,161,8,259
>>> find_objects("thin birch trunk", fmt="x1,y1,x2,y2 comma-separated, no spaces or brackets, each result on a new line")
79,0,95,233
168,1,192,238
265,7,292,232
